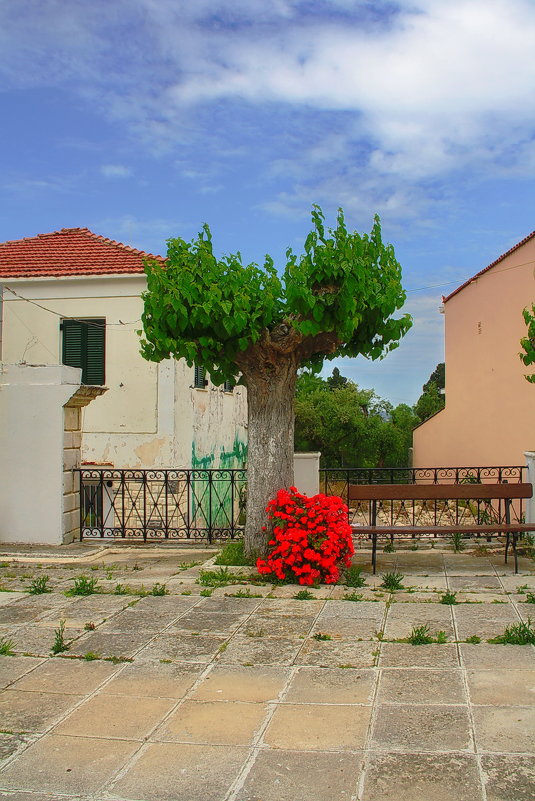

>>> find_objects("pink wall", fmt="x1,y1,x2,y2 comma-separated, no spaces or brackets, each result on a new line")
413,236,535,468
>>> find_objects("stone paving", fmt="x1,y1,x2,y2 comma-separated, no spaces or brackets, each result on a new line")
0,546,533,800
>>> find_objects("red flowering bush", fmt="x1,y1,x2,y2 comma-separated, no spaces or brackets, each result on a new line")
256,487,354,585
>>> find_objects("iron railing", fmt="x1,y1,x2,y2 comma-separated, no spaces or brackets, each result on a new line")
79,465,528,542
78,468,246,542
320,465,527,528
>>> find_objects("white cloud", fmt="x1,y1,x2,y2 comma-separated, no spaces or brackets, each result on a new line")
100,164,132,178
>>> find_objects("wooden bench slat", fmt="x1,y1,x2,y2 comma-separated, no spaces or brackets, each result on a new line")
348,483,533,501
351,524,535,535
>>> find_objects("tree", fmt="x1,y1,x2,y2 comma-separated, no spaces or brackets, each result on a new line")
327,367,348,390
139,207,411,558
414,362,445,422
520,304,535,383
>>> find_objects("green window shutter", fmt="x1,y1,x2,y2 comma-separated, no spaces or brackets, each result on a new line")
223,378,235,392
194,364,206,388
61,319,105,385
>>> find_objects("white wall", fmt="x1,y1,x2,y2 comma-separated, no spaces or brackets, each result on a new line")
2,275,248,469
0,364,81,544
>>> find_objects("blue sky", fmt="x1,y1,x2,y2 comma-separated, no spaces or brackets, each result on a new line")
1,0,534,405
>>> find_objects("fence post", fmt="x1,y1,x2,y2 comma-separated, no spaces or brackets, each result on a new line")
524,452,535,524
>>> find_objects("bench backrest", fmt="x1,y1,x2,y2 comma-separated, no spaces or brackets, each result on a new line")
348,483,533,502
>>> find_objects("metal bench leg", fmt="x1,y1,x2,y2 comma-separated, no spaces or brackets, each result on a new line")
504,533,509,564
513,533,519,574
372,531,377,574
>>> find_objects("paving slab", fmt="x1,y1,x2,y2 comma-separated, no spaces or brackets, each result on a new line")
154,699,267,745
191,665,289,702
371,704,472,751
9,657,118,694
297,639,378,668
460,643,535,668
467,669,535,706
481,754,535,801
243,614,316,638
379,642,460,667
0,657,43,690
138,633,227,663
219,635,302,666
110,742,248,801
285,666,375,704
0,733,139,795
100,660,204,698
238,749,363,801
378,668,466,704
362,753,484,801
472,705,535,753
55,692,176,739
0,690,83,733
68,629,152,658
263,702,371,750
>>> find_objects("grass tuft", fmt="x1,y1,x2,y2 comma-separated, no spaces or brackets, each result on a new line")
66,575,98,596
0,637,15,656
488,618,535,645
381,572,404,591
51,620,69,654
343,565,366,588
28,575,51,595
214,540,253,566
293,589,315,600
440,591,458,605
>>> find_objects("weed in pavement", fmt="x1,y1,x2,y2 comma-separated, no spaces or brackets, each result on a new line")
440,591,458,605
225,588,263,598
200,588,212,597
84,622,96,631
381,572,404,591
465,635,481,643
313,632,332,641
215,540,253,566
293,589,315,600
451,532,465,552
84,652,100,661
198,567,244,587
383,541,395,553
407,624,434,645
51,620,69,654
150,583,169,596
28,575,51,595
435,630,448,643
0,638,15,656
488,618,535,645
114,584,129,595
66,576,98,596
343,591,364,602
343,565,366,588
525,592,535,604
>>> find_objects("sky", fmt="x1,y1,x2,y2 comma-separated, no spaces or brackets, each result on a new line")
1,0,534,405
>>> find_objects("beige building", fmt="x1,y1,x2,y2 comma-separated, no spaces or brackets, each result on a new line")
0,227,248,472
413,231,535,469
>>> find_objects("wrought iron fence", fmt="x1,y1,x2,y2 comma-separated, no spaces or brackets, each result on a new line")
78,468,247,542
79,465,528,542
320,465,527,528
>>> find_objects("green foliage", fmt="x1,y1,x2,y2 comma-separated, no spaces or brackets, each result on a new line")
343,591,364,602
519,304,535,383
198,567,246,587
150,583,169,596
225,587,263,598
414,379,445,423
342,565,366,588
293,589,315,600
66,576,98,596
489,618,535,645
295,371,418,468
383,541,395,553
199,588,212,597
465,635,481,644
114,584,129,595
381,572,404,591
28,575,51,595
525,592,535,604
51,620,68,655
215,540,253,566
140,207,411,384
313,632,332,640
0,637,15,656
451,532,465,553
440,591,458,605
407,624,434,645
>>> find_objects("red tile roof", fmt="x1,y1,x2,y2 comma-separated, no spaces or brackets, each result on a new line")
443,230,535,303
0,227,165,278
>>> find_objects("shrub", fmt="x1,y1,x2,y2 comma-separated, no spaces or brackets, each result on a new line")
256,488,354,586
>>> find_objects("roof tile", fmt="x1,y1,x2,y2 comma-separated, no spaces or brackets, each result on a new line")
0,227,165,278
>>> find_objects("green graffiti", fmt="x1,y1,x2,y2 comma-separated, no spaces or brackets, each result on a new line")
191,437,248,527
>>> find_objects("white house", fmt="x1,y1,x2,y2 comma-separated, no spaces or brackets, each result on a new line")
0,226,248,473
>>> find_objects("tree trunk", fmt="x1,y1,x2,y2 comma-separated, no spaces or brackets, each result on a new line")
242,358,298,561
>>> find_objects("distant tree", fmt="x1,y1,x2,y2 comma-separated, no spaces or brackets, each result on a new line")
327,367,348,390
520,304,535,383
295,375,416,467
140,207,411,558
414,363,446,422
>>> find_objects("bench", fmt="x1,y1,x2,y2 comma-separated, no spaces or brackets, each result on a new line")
348,482,535,573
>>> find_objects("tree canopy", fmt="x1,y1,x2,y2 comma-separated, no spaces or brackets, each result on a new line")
139,207,412,381
414,362,445,422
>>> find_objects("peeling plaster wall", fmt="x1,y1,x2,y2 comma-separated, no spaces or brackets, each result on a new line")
2,275,248,469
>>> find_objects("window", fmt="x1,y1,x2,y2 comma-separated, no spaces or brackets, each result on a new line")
61,318,105,385
194,364,207,388
223,378,235,392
